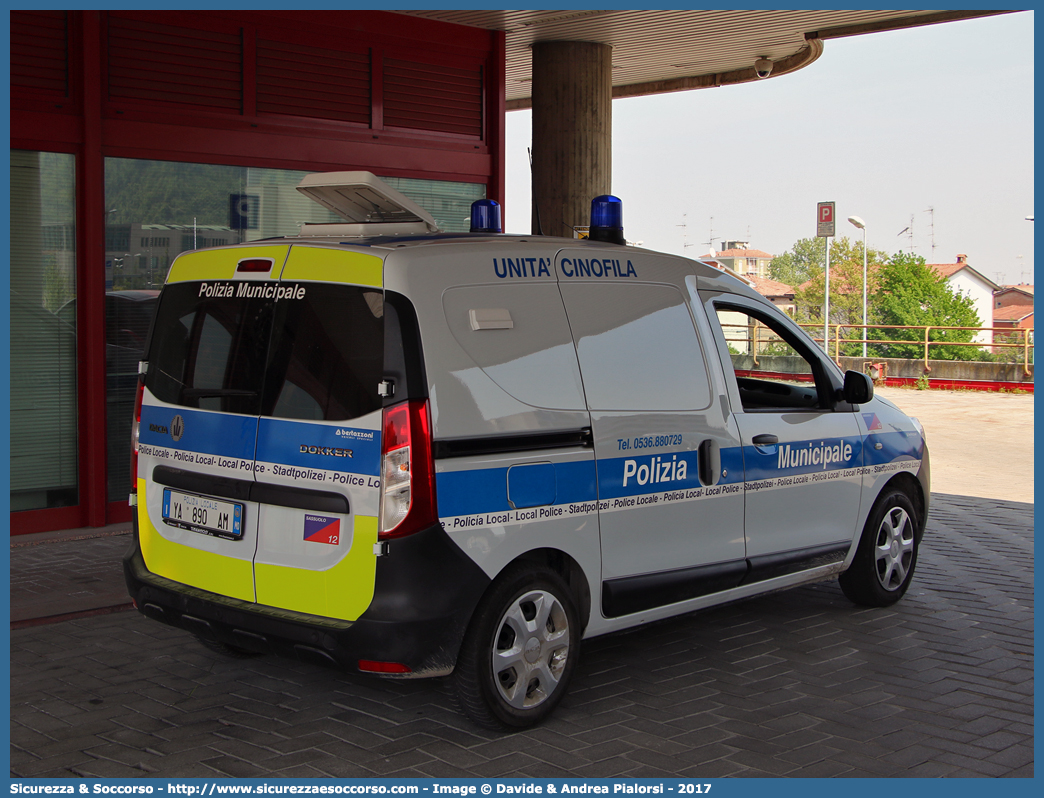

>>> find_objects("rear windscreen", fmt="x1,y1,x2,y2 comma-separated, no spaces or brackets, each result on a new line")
145,282,384,422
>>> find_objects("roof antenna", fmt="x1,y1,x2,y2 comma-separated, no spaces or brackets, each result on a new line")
924,206,936,259
528,147,544,236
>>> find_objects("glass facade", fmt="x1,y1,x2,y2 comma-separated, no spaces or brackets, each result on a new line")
103,158,484,501
10,151,79,511
380,176,486,233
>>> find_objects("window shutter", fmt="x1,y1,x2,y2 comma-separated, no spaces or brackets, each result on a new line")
257,39,370,125
384,58,482,137
107,14,242,111
11,11,69,97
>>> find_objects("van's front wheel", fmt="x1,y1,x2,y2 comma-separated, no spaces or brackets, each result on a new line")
839,488,920,606
454,566,579,730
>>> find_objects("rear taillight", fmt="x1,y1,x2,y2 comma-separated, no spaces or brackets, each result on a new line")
130,375,144,498
378,399,437,539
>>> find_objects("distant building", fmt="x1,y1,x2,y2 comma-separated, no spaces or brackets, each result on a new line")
994,283,1034,310
704,241,774,279
927,254,1000,345
743,275,796,315
991,283,1033,355
992,305,1034,356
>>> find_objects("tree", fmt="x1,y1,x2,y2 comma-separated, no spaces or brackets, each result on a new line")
790,237,889,355
769,237,826,286
869,252,984,361
104,159,247,227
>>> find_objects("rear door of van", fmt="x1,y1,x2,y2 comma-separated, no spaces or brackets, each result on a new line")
137,244,386,621
251,245,385,621
137,244,289,603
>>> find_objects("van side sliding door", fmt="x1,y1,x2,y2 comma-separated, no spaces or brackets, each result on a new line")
557,274,746,619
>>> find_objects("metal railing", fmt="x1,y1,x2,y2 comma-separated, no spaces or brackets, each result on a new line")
721,321,1034,376
799,323,1034,376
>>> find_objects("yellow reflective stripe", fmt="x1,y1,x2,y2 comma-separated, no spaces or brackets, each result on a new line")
281,246,383,287
253,515,378,621
166,245,290,283
137,479,255,602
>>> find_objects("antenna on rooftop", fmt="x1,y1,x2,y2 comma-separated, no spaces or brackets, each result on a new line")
702,216,715,252
897,215,915,253
676,214,693,251
925,206,936,259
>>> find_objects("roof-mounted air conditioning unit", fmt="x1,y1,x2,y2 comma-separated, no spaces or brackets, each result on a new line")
296,171,440,236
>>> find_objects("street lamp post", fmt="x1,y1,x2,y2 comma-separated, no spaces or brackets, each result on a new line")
848,215,867,358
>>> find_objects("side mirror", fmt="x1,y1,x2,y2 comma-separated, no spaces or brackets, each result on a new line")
842,370,874,405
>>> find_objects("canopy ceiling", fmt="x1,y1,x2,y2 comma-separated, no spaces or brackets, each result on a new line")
398,10,1006,109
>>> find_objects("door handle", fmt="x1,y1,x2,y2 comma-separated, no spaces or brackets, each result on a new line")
698,439,715,485
752,434,778,446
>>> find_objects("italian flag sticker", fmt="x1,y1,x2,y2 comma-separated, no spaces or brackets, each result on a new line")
304,514,340,545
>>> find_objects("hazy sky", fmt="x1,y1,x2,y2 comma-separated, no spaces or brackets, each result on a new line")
504,11,1034,286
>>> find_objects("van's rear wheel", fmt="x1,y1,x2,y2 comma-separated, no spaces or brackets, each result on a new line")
454,566,579,730
839,488,920,606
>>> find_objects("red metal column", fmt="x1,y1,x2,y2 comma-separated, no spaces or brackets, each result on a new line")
241,23,257,117
487,29,507,212
77,11,109,527
370,46,384,132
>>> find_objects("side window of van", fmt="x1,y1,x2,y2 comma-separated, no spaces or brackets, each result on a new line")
443,283,586,411
560,283,711,412
713,305,827,412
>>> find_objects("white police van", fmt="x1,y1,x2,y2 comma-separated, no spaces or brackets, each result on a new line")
125,172,930,729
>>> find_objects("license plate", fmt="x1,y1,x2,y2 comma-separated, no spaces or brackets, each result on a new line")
162,488,244,540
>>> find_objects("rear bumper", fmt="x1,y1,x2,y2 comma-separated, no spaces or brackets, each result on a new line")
123,519,490,677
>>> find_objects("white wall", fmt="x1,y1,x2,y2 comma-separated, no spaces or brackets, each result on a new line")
945,270,994,345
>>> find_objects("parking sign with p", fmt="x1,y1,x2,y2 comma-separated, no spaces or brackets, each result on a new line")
817,201,835,238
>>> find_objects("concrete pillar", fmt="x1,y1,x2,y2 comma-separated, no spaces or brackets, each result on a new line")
531,41,612,238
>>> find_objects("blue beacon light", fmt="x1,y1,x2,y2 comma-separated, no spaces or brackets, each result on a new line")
589,195,625,245
470,199,502,233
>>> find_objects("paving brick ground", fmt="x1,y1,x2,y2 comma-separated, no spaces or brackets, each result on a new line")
10,493,1033,778
10,527,133,623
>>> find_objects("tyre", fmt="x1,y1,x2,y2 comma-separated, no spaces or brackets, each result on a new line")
196,636,264,660
839,488,920,607
453,566,579,730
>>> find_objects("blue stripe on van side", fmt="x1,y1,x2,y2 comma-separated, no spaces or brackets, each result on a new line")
437,459,597,517
437,430,922,519
595,446,745,500
139,405,257,460
864,430,925,466
742,435,865,481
